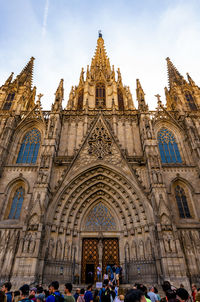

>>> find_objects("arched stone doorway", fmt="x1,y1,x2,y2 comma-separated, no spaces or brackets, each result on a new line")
43,165,158,285
81,201,120,283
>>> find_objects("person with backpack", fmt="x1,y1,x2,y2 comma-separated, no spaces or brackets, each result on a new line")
46,281,64,302
84,285,93,302
64,284,75,302
18,285,32,302
101,280,111,302
77,289,85,302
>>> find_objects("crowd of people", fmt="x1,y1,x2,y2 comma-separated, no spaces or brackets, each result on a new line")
0,280,200,302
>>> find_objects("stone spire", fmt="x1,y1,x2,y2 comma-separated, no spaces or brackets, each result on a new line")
166,57,185,89
186,72,196,86
90,33,111,81
52,79,64,111
136,79,148,111
16,56,35,88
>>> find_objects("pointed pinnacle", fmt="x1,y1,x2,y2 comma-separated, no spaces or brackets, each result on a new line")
4,72,14,86
166,57,184,88
18,56,35,87
55,78,64,100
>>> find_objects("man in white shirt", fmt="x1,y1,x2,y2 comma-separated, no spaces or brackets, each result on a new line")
97,264,102,281
147,287,159,302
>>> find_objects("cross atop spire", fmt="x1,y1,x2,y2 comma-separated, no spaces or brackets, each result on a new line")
166,57,185,89
90,35,111,80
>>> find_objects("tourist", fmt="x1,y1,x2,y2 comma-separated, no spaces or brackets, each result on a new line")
114,288,125,302
103,272,109,283
192,285,197,302
77,289,85,302
154,288,161,301
93,290,99,302
74,289,80,302
2,282,12,302
0,291,6,302
29,288,37,302
195,288,200,302
36,287,45,302
84,285,93,302
64,284,75,302
13,291,21,302
147,287,159,302
18,284,31,302
97,265,102,282
115,266,120,287
176,288,189,302
136,285,151,302
46,281,64,302
165,290,177,302
101,280,111,302
110,286,116,302
125,290,146,302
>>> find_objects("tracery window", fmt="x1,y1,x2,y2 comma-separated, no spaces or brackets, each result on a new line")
175,185,191,218
16,128,41,164
96,83,106,108
158,128,182,163
77,89,84,110
3,92,15,110
85,202,116,231
185,92,197,111
8,187,24,219
117,88,124,110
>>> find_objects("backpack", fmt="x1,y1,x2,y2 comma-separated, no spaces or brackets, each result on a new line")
52,292,64,302
101,288,111,302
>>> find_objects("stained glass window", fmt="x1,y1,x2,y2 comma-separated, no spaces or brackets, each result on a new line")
158,128,182,163
8,187,24,219
175,185,191,218
3,93,15,110
185,92,197,111
117,88,124,110
96,83,106,108
16,128,41,164
85,203,116,231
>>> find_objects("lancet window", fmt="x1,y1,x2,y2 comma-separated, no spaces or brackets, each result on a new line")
77,89,84,110
185,92,197,110
3,92,15,110
96,83,106,108
8,187,24,219
175,185,191,218
117,88,124,110
158,128,182,163
16,128,41,164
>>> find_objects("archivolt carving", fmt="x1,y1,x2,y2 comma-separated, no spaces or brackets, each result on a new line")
51,167,150,233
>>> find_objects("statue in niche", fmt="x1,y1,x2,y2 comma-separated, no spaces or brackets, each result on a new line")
23,236,30,253
131,241,137,259
138,241,144,259
41,155,50,168
64,241,70,259
152,170,158,184
48,239,55,259
48,117,55,138
29,235,36,253
98,239,103,263
164,235,171,253
170,237,176,253
144,118,152,139
56,240,62,259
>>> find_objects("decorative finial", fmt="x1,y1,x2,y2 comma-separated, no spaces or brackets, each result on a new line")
98,30,102,38
155,94,162,107
36,93,43,106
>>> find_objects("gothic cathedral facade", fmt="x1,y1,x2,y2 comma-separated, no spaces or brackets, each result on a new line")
0,34,200,288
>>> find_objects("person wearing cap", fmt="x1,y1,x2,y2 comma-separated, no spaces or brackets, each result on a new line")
19,284,31,302
29,288,37,302
74,289,80,302
2,282,12,302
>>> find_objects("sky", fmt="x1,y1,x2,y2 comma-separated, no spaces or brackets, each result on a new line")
0,0,200,110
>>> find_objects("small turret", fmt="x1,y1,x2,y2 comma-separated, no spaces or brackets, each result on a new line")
52,79,64,112
136,79,148,111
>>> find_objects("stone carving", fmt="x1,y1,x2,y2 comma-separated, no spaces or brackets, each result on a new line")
163,234,177,253
88,120,112,159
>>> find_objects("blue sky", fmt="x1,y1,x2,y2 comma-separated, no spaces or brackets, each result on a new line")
1,0,200,109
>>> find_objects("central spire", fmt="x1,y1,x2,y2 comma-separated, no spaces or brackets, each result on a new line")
90,33,111,81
